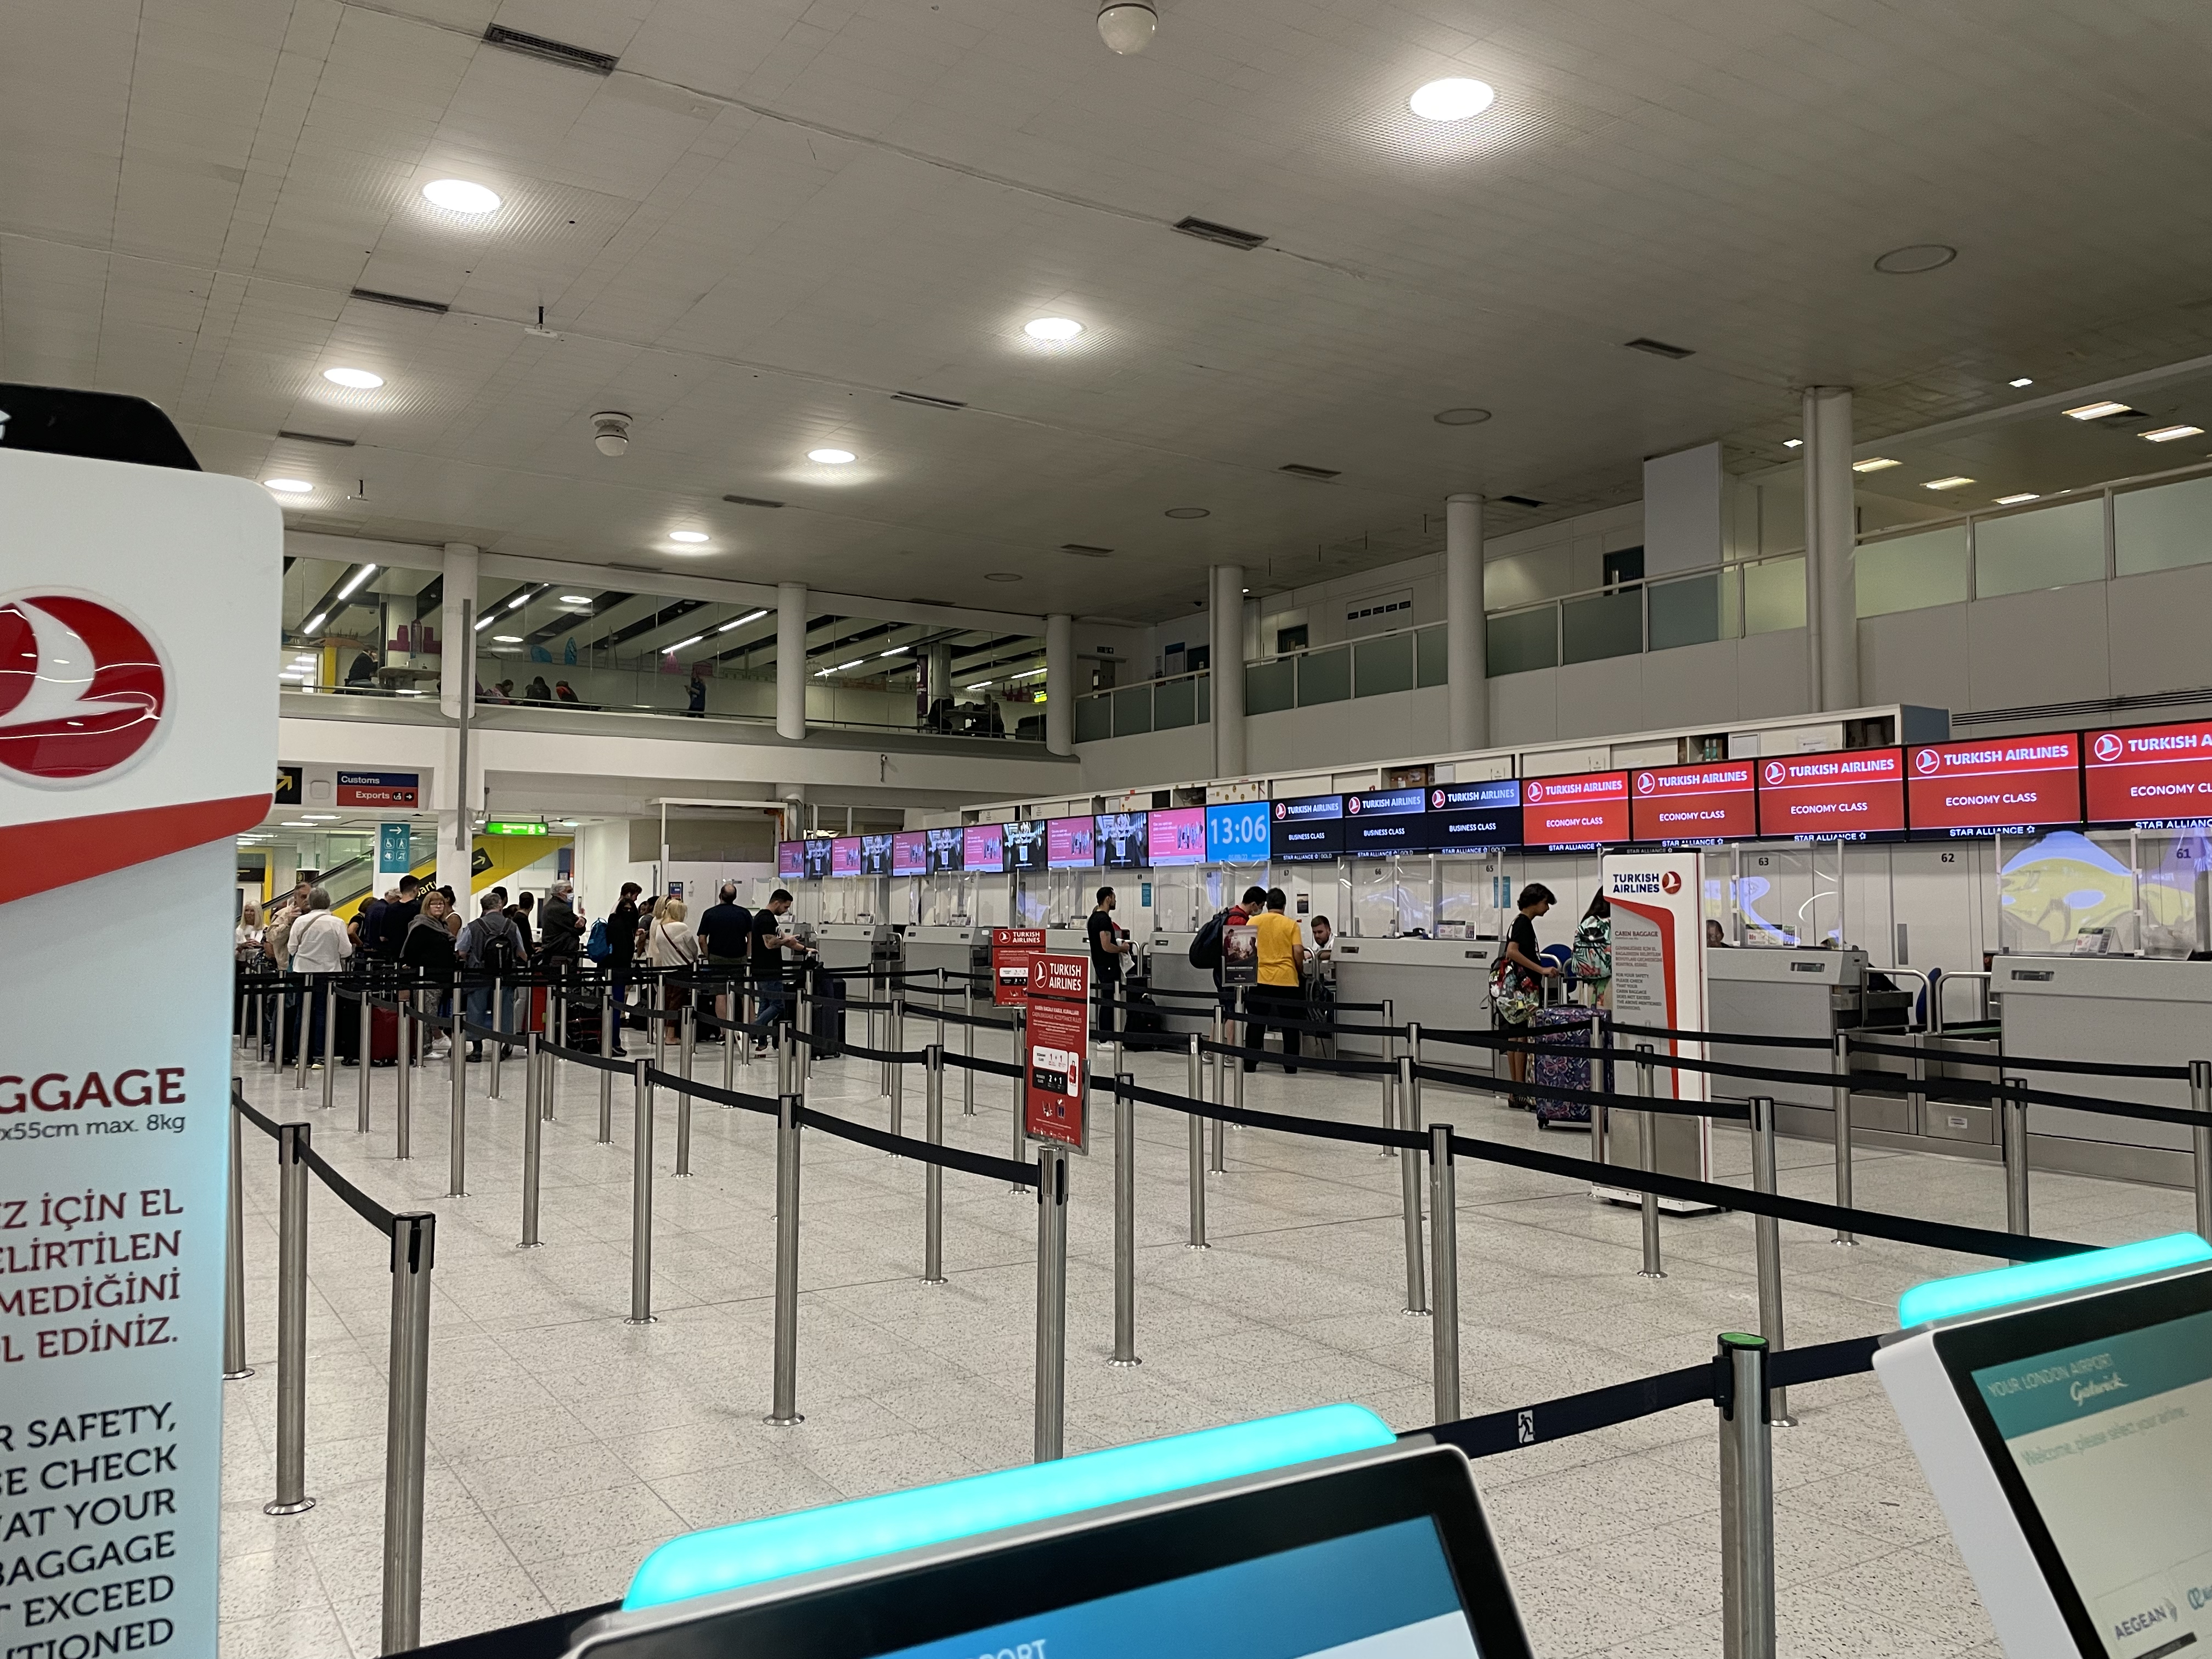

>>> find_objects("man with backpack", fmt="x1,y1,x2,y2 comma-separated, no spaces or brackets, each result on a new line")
456,891,525,1060
1189,884,1266,1055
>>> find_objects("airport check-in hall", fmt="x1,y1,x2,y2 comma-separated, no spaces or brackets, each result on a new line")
11,5,2212,1658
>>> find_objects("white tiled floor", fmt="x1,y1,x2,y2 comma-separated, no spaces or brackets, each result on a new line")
222,1028,2194,1657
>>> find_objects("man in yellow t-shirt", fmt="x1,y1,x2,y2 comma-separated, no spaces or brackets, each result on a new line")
1243,888,1308,1076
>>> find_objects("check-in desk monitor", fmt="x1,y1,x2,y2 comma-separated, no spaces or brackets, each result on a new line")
561,1414,1532,1659
1877,1236,2212,1659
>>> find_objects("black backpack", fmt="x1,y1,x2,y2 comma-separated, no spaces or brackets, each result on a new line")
478,917,522,979
1189,910,1226,969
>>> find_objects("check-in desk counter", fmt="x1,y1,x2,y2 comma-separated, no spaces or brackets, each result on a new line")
1996,955,2212,1186
1330,936,1498,1065
1148,931,1218,1030
813,922,891,978
902,924,982,989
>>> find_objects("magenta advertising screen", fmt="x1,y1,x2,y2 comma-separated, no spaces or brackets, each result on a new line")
777,841,804,879
1148,806,1207,866
891,831,927,877
830,836,863,877
963,823,1006,873
1047,815,1096,870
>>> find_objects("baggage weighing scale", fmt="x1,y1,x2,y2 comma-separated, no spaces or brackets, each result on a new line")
558,1404,1534,1659
1877,1232,2212,1658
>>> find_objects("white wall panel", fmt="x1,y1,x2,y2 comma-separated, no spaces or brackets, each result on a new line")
1860,602,1970,714
1554,651,1646,740
1490,668,1561,745
1966,585,2110,710
1641,636,1744,729
2106,563,2212,697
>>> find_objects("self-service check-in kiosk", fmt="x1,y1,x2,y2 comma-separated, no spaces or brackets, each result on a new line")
1877,1232,2212,1659
904,923,982,984
1330,936,1499,1062
813,921,894,977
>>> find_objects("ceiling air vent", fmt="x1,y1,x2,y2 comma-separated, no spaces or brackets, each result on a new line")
1623,336,1694,359
1172,217,1268,251
350,287,449,315
279,430,355,447
1059,544,1113,558
482,24,619,74
891,391,967,410
722,493,786,509
1279,463,1340,480
1498,494,1546,508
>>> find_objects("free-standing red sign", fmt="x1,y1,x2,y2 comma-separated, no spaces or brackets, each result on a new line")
991,927,1046,1006
1908,733,2083,836
1630,763,1755,845
1023,952,1090,1152
1754,748,1906,840
1520,771,1630,848
2085,720,2212,827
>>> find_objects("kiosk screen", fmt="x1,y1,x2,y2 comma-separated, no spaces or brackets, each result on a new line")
1271,793,1344,862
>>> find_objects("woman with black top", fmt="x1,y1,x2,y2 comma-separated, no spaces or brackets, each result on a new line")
1497,884,1560,1102
400,890,458,1054
606,883,642,1056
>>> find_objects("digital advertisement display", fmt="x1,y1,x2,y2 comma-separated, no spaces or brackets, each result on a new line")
2085,720,2212,828
963,822,1006,873
1205,800,1271,865
1148,805,1207,866
777,840,804,879
1047,815,1096,870
859,832,894,875
1520,771,1630,849
891,830,928,877
925,826,965,873
1908,733,2084,837
1005,819,1049,873
1630,763,1756,845
1345,787,1430,857
1429,780,1521,851
1095,811,1149,868
1754,748,1906,841
1271,792,1344,862
802,838,833,879
830,836,862,877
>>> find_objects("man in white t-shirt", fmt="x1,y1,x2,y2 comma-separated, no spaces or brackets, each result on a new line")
285,887,353,1068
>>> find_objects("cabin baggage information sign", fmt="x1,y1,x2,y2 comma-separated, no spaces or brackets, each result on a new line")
0,444,279,1659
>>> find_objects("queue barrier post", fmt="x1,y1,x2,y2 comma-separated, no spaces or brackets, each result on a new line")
447,1024,467,1199
723,988,739,1097
923,1045,946,1284
1110,1070,1140,1369
1034,1144,1069,1463
679,998,696,1094
626,1058,657,1324
1186,1034,1208,1250
489,976,504,1100
381,1211,436,1657
321,977,338,1113
546,988,563,1120
295,979,311,1092
674,1031,695,1181
599,995,616,1143
798,978,812,1082
1589,1013,1607,1170
1428,1123,1459,1424
2004,1074,2032,1250
1718,1333,1778,1659
1398,1053,1427,1317
766,1093,804,1426
1209,1005,1227,1175
1634,1045,1664,1279
394,1002,413,1161
520,1031,544,1248
1009,1008,1028,1191
357,988,373,1132
266,1120,315,1516
1748,1096,1792,1426
2193,1059,2212,1243
890,997,907,1139
1230,992,1245,1125
1832,1032,1856,1246
961,980,977,1116
223,1102,253,1380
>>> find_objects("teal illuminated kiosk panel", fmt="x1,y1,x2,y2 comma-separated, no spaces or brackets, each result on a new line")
1877,1234,2212,1659
561,1407,1531,1659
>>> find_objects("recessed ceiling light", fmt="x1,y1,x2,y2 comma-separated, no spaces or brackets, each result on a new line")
1923,476,1975,490
1872,244,1957,275
669,531,710,543
1409,77,1497,122
2066,401,2132,421
264,478,313,493
808,448,856,464
560,594,591,604
1024,317,1083,341
1432,408,1491,426
2009,377,2034,388
492,634,522,643
2142,424,2204,443
422,178,501,214
1781,439,1802,449
322,367,384,389
1851,457,1901,472
302,814,339,821
984,572,1023,582
1164,507,1210,519
282,820,316,827
1994,493,2041,505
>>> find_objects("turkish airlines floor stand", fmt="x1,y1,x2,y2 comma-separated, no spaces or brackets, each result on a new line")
221,1034,2195,1658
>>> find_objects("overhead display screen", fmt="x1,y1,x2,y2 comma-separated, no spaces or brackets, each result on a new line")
777,840,804,879
859,833,894,875
1095,811,1149,869
1630,762,1756,845
801,838,833,880
1004,819,1048,873
1520,771,1629,849
925,827,965,873
1344,788,1430,857
1205,800,1271,865
1148,806,1207,866
1271,793,1344,863
962,823,1005,873
891,831,928,877
1429,780,1521,851
2085,720,2212,828
1047,815,1096,870
830,837,862,877
1755,748,1906,841
1908,733,2084,837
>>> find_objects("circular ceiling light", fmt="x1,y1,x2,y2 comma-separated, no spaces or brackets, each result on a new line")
808,448,856,465
1164,506,1210,519
263,478,313,493
1409,77,1497,122
1097,1,1155,54
559,594,591,604
323,366,384,389
668,531,710,544
1873,243,1957,275
422,178,501,214
1024,317,1084,342
984,572,1024,582
1432,407,1492,426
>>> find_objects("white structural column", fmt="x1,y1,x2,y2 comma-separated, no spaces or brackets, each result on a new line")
1802,386,1858,711
1210,564,1246,778
436,543,478,900
776,582,807,740
1045,612,1074,755
1443,493,1489,751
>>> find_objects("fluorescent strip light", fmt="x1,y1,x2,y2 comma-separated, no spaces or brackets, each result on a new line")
664,635,707,652
1013,667,1046,679
1994,493,2040,505
507,592,529,610
716,609,769,633
1850,457,1900,472
1923,476,1974,490
303,612,328,634
2009,377,2034,388
1781,438,1802,449
2066,400,2131,420
966,681,991,691
879,646,911,658
473,613,498,631
2141,424,2204,443
336,562,379,600
836,658,864,671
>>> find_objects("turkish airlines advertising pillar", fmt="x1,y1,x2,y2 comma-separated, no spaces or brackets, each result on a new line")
1,445,279,1659
1599,850,1712,1183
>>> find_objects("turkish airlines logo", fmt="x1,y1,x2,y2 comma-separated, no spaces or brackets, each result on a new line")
1660,871,1681,894
0,595,166,785
1431,789,1445,809
1523,780,1544,802
2093,732,2124,763
1914,748,1942,776
1635,771,1656,795
1274,802,1286,820
1763,760,1787,786
1347,795,1362,814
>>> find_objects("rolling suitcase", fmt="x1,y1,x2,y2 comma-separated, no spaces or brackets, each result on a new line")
1530,1004,1600,1129
810,968,847,1054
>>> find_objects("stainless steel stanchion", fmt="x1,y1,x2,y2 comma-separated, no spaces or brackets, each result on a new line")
1186,1034,1208,1249
889,997,906,1137
674,1047,694,1179
628,1058,655,1324
765,1093,804,1425
1831,1032,1855,1245
446,1026,466,1199
381,1211,436,1657
1428,1123,1459,1423
1009,1007,1028,1191
1635,1045,1664,1279
266,1120,314,1515
357,990,373,1132
394,1004,413,1161
2193,1059,2212,1242
962,983,977,1115
520,1031,544,1248
798,978,814,1082
1110,1071,1140,1368
923,1045,946,1283
740,979,755,1073
598,993,615,1144
546,987,563,1120
320,977,338,1111
2004,1074,2032,1249
723,992,738,1097
1210,1003,1228,1175
223,1102,252,1380
1748,1096,1792,1425
1718,1332,1777,1659
489,976,505,1099
1398,1053,1427,1316
680,1000,696,1089
778,1018,795,1097
294,980,310,1092
1034,1144,1069,1462
1230,992,1245,1126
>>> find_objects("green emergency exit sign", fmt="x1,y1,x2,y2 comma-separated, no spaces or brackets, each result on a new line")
484,820,548,836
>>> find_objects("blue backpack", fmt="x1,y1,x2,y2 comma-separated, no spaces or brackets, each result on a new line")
586,918,611,961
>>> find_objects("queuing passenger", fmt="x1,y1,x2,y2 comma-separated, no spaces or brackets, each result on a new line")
286,886,353,1069
696,882,753,1036
606,882,642,1057
456,893,526,1060
264,881,312,967
1571,893,1613,1009
507,889,537,959
749,890,810,1053
1243,888,1307,1075
356,887,399,953
381,875,422,959
538,882,580,982
234,901,264,1037
647,896,698,968
401,891,458,1053
439,886,463,939
1088,887,1131,1038
1497,884,1560,1103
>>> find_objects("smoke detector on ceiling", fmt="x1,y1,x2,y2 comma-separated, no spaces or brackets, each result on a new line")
1098,0,1156,54
590,412,631,457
